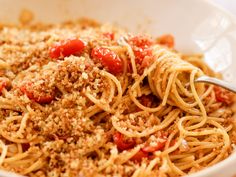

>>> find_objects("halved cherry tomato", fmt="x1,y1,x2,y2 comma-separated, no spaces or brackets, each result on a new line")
170,139,177,147
0,78,9,93
20,82,54,104
113,132,136,151
131,132,169,162
128,35,154,48
130,150,148,162
128,35,154,68
91,47,123,74
140,95,153,107
134,48,153,65
214,86,234,105
103,32,114,40
136,95,154,111
156,34,174,48
142,132,167,153
142,140,166,153
22,143,30,151
140,56,154,69
49,38,85,59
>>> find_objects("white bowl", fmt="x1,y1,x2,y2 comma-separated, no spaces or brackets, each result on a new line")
0,0,235,176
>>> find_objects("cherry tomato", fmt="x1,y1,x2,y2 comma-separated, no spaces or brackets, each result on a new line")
157,34,174,48
103,32,114,40
136,95,154,111
130,150,148,162
214,86,233,105
142,132,167,153
22,143,30,151
140,95,153,107
142,141,166,153
49,38,85,59
170,139,176,147
134,48,153,65
128,35,154,67
113,132,136,151
0,78,9,93
91,47,123,74
20,82,54,104
140,56,154,69
128,35,154,48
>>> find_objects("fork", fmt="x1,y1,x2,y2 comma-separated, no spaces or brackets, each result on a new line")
195,76,236,93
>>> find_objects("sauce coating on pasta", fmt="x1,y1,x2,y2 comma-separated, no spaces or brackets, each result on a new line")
0,19,234,177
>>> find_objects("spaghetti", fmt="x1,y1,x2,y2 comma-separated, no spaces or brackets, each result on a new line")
0,20,235,177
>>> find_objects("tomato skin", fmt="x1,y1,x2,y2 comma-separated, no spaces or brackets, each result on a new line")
130,150,148,162
214,86,233,105
134,48,153,65
49,38,85,59
142,132,167,153
113,132,136,151
22,143,30,151
34,94,54,104
0,78,9,93
0,81,7,93
136,95,154,112
157,34,174,48
20,82,54,104
140,55,154,69
103,32,114,40
140,95,153,107
130,132,168,162
128,35,154,69
91,47,123,74
142,141,166,153
129,35,154,48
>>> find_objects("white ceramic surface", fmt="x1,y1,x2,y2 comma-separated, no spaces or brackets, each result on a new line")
0,0,235,176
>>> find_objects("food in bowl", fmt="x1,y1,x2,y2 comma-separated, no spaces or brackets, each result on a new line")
0,19,235,177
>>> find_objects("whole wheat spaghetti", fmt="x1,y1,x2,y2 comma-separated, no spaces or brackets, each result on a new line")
0,20,234,177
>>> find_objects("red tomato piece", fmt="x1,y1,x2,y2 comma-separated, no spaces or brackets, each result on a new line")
113,132,136,151
134,48,153,65
20,82,54,104
140,55,154,69
214,86,234,105
157,34,174,48
49,38,85,59
129,35,154,48
142,132,167,153
103,32,114,40
128,35,154,67
91,47,123,74
0,78,9,93
136,95,154,111
131,150,148,162
140,95,153,107
142,141,166,153
22,143,30,151
169,139,176,147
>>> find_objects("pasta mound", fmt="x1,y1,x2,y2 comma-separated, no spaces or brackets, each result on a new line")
0,20,234,177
